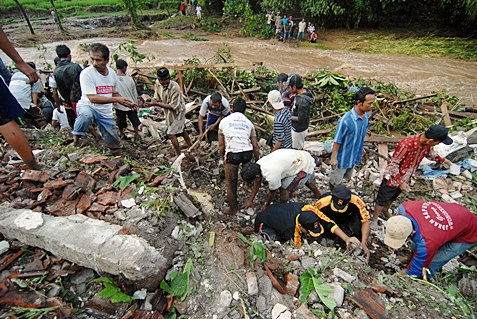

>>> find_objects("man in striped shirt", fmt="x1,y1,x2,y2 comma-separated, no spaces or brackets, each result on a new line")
268,90,292,151
329,87,375,189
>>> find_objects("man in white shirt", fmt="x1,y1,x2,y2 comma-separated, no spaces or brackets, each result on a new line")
241,149,322,211
297,19,306,40
52,105,70,129
72,43,134,156
198,92,230,143
218,98,259,215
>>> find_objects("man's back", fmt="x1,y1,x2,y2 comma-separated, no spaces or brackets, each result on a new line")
219,112,254,154
9,71,40,109
54,60,82,106
114,75,137,111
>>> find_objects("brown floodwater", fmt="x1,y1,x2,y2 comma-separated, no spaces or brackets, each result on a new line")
2,36,476,105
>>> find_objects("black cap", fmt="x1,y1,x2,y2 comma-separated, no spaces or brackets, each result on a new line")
286,74,302,87
331,184,351,212
298,211,322,237
425,125,453,145
156,67,170,80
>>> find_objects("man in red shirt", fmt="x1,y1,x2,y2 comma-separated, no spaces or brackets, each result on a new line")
372,125,453,225
384,201,477,278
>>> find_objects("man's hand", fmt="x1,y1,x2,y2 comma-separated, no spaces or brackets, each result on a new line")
260,204,268,212
399,182,411,193
442,159,452,169
16,61,38,84
345,236,361,250
362,245,370,262
117,97,135,108
330,157,338,169
242,200,254,209
398,269,407,276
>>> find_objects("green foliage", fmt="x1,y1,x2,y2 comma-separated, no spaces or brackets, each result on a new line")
299,268,336,311
89,277,134,303
236,69,258,88
2,306,59,319
200,18,222,32
160,258,195,301
114,40,150,66
181,32,209,41
113,173,141,191
237,232,267,263
183,57,208,88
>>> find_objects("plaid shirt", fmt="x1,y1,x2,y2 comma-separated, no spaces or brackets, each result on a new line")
384,134,445,188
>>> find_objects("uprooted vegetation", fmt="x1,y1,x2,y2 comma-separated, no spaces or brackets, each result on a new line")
1,51,477,319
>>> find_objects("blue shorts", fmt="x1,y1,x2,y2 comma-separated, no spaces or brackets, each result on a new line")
282,171,315,190
0,77,26,126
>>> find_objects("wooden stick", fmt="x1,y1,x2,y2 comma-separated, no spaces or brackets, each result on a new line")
207,69,230,99
392,94,437,105
187,127,210,153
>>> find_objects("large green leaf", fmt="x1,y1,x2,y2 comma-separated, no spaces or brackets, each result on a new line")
312,277,336,311
299,271,315,304
113,174,141,191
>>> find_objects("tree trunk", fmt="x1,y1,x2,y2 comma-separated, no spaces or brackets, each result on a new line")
49,0,65,33
13,0,35,35
123,0,146,29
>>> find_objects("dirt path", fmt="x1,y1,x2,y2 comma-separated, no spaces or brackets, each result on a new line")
2,18,477,105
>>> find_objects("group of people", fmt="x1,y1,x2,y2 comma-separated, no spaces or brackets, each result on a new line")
0,25,475,280
179,1,202,20
266,12,317,43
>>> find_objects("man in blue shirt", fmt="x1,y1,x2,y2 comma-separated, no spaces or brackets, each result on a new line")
329,87,375,189
198,91,230,143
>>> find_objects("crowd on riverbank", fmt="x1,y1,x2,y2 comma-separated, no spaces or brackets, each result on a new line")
266,11,317,43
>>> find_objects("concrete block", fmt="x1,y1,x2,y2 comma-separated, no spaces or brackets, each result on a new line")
333,267,356,282
246,271,259,295
450,163,460,175
462,170,473,179
327,282,345,307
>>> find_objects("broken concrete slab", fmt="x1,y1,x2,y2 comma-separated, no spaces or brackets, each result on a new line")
174,193,201,218
0,208,169,289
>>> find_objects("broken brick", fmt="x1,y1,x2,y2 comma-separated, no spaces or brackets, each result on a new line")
116,164,130,177
264,265,286,295
285,254,300,261
86,294,129,318
295,304,319,319
96,191,118,206
371,280,396,297
119,186,134,201
46,197,79,216
21,170,50,183
150,175,166,187
62,184,84,201
44,177,74,190
21,181,38,191
0,250,23,272
75,171,97,191
76,194,93,214
37,188,52,201
100,159,118,170
285,272,300,296
349,288,387,319
89,202,108,213
79,154,109,165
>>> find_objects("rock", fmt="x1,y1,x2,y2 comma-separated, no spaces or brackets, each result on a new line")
47,283,61,298
295,304,318,319
462,170,473,179
70,269,96,285
272,303,290,319
458,277,477,298
307,291,319,304
449,191,463,199
301,256,315,269
285,273,299,296
133,288,147,300
441,193,457,203
219,290,232,308
258,274,273,296
256,295,267,313
326,282,345,307
232,291,240,300
433,177,447,190
0,240,10,255
333,268,356,282
449,163,460,175
67,152,79,162
246,271,258,295
354,308,371,319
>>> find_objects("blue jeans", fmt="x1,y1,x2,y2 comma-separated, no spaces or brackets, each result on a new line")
73,105,120,150
297,32,304,40
424,241,476,277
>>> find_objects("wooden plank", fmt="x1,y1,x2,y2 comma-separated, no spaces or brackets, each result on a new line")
133,61,263,71
392,93,437,105
306,128,333,137
364,136,404,143
377,143,388,170
440,102,452,127
231,87,261,95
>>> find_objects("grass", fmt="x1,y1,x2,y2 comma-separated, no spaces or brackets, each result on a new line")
301,41,331,50
339,30,477,61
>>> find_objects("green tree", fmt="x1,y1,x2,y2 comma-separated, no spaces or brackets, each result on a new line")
119,0,147,29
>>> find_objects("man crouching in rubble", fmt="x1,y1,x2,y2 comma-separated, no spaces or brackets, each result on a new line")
241,149,321,211
72,43,135,156
255,202,362,248
314,184,371,261
384,201,477,279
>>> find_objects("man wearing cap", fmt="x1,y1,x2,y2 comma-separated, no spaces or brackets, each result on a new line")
268,90,292,151
329,87,375,189
255,202,362,247
198,91,230,143
219,98,259,215
384,201,477,278
147,67,192,157
314,184,371,260
276,73,293,108
288,74,314,150
372,125,453,225
241,149,321,211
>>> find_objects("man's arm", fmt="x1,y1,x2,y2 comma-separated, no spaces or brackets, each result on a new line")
263,189,277,211
333,227,361,249
360,221,371,261
218,130,225,161
242,175,262,209
330,142,341,169
87,93,134,108
250,128,260,161
0,28,37,83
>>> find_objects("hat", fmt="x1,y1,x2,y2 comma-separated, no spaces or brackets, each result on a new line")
286,74,302,87
331,184,351,212
298,211,322,237
425,125,453,145
268,90,285,110
156,67,170,80
384,216,413,249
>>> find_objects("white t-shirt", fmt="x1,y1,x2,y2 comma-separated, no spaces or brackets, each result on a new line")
298,21,306,32
52,105,70,129
219,112,254,154
199,95,230,117
77,66,117,118
257,149,315,190
9,71,41,110
114,75,137,111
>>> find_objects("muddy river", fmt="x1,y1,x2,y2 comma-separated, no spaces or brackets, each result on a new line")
2,36,476,105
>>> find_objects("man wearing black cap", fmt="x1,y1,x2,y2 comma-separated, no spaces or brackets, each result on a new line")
314,184,371,260
146,67,192,156
372,125,453,226
254,202,362,247
288,74,314,149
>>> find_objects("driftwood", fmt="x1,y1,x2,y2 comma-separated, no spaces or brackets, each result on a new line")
306,128,333,137
392,94,437,105
207,69,230,99
135,61,262,71
248,104,273,116
365,136,404,143
231,87,261,95
310,112,346,124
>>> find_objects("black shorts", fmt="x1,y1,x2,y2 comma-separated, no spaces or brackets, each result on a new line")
226,150,253,165
0,78,25,126
116,109,140,129
375,179,402,206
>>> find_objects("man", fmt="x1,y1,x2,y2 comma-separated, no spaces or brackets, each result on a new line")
198,91,230,143
255,202,362,248
196,4,202,20
288,74,314,150
372,125,453,224
218,98,259,215
275,15,283,39
276,73,293,108
267,90,292,151
241,149,321,211
297,19,306,40
329,87,375,189
314,184,371,260
384,201,477,278
284,17,293,42
147,67,192,157
9,61,47,129
72,43,135,155
0,27,41,170
114,59,141,143
270,11,276,31
51,104,70,130
309,31,317,43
